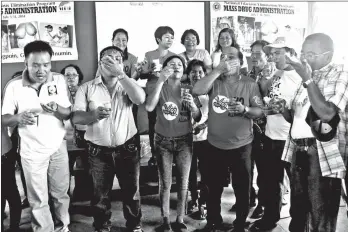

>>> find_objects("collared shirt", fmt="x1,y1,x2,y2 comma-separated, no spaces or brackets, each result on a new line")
73,76,137,147
1,71,71,158
282,62,348,179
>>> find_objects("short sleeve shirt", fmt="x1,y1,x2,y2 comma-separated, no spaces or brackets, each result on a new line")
123,52,138,78
208,76,263,150
145,49,176,93
1,71,71,158
155,83,193,137
73,76,137,147
179,49,212,67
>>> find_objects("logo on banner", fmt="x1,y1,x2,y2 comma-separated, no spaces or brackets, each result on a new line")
162,102,178,121
212,95,228,113
59,1,72,11
212,2,221,11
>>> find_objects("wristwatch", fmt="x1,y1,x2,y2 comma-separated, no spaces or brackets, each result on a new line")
303,79,313,88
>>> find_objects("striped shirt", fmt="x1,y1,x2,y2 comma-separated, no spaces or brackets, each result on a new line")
282,62,348,178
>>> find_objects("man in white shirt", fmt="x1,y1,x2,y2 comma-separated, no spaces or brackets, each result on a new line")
72,46,146,232
2,40,72,232
250,37,302,231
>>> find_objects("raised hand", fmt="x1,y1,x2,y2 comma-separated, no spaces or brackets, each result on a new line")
158,66,174,82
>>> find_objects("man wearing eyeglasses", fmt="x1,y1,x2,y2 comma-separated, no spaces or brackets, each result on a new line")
250,37,303,232
280,33,348,232
193,47,264,232
72,46,146,232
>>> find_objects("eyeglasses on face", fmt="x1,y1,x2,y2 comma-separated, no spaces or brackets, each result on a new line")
65,73,79,78
300,51,331,60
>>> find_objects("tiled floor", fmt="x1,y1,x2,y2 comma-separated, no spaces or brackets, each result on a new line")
3,163,348,232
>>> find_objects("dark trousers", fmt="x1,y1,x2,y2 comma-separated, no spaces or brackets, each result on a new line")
203,142,252,227
147,110,157,155
87,137,142,230
1,151,22,231
16,154,27,198
259,136,286,224
188,140,208,205
250,131,266,206
68,149,93,201
287,143,341,232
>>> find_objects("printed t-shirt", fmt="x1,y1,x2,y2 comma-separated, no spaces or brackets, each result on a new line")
155,83,194,137
208,76,263,150
265,69,302,140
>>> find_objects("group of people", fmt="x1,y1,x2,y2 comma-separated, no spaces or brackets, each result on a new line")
1,24,347,232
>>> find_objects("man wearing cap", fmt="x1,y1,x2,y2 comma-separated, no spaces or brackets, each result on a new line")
193,46,264,232
250,37,303,231
281,33,348,232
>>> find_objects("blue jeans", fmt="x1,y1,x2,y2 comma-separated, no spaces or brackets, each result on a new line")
203,142,252,228
87,136,142,230
155,133,193,219
287,142,341,232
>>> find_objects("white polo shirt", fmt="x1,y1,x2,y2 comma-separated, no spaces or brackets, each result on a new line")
1,71,71,158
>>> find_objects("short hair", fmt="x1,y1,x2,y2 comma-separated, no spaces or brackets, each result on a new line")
111,28,130,60
186,59,206,75
154,26,174,44
250,40,270,50
162,55,186,73
24,40,53,58
181,29,200,45
60,64,84,84
215,28,240,52
99,46,124,60
305,33,334,53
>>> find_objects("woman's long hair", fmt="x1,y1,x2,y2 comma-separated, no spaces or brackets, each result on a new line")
214,28,240,52
112,28,129,60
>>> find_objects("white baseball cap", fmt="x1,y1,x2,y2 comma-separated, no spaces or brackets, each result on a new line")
263,37,295,54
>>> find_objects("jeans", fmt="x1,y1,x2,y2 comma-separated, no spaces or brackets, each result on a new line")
155,133,193,219
68,149,92,200
1,151,21,231
287,142,341,232
203,142,252,227
21,140,70,232
260,136,286,224
87,136,142,230
189,140,208,204
148,110,157,155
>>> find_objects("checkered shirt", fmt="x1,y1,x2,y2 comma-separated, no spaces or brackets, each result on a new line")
282,63,348,179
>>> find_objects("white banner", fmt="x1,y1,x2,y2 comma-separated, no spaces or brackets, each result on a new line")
95,2,205,61
1,1,78,63
210,2,308,56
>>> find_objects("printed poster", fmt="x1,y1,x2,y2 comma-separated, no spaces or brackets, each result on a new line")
210,2,308,56
1,1,78,63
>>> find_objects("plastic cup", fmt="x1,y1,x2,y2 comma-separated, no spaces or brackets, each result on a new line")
152,59,162,72
228,97,237,117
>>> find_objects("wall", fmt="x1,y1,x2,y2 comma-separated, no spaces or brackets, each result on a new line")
1,2,250,90
1,2,98,89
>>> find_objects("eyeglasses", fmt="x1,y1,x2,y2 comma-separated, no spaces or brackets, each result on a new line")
65,73,79,79
300,51,331,60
